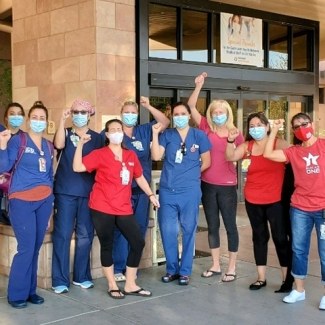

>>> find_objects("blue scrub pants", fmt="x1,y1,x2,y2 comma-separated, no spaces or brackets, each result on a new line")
113,193,150,274
8,195,54,301
158,186,201,276
52,194,94,287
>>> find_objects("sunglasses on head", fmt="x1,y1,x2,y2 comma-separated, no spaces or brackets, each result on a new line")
292,122,310,132
71,110,88,115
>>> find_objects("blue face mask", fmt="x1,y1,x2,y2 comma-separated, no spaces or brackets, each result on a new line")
173,116,189,129
72,114,88,127
212,114,227,126
122,113,138,127
249,126,266,140
8,116,24,128
30,120,47,133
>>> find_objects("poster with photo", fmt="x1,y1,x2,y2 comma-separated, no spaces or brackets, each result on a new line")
220,13,263,67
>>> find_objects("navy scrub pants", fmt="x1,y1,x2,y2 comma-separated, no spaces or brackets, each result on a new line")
158,186,201,276
113,193,150,274
8,195,54,301
52,194,94,287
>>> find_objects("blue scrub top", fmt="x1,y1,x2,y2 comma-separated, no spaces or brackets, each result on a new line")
54,128,104,198
0,134,53,194
101,121,156,194
0,125,5,132
158,127,212,190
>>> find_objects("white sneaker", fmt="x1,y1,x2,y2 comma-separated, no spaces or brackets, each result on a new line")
283,290,306,304
114,273,126,282
319,296,325,310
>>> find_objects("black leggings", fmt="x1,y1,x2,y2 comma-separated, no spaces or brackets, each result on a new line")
245,200,290,267
201,181,239,252
90,209,145,268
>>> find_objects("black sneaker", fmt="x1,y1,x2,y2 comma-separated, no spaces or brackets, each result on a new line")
161,273,180,283
178,275,190,285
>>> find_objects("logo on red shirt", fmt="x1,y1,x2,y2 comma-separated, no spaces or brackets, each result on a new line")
302,153,320,174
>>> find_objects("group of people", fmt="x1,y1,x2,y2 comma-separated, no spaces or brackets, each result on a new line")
0,72,324,311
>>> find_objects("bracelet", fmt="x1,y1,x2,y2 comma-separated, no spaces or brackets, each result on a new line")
227,139,235,143
148,194,155,198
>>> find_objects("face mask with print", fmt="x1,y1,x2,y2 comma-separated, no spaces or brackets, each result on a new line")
294,126,313,142
212,114,227,126
249,126,266,140
122,113,138,127
30,120,47,133
173,116,189,129
72,114,88,127
8,116,23,128
108,132,124,144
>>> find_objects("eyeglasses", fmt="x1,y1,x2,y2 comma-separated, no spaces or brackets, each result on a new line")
292,122,310,132
180,142,186,156
72,110,88,115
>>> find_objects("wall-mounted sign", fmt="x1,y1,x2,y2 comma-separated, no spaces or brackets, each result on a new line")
220,13,263,67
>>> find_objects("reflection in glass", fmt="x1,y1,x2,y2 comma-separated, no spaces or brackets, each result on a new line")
268,24,288,70
268,97,287,138
149,4,177,59
293,27,311,71
149,96,173,125
182,10,208,62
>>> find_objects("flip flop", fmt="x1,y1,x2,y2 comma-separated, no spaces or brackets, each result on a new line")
108,289,125,299
123,288,152,297
201,270,222,278
222,274,237,283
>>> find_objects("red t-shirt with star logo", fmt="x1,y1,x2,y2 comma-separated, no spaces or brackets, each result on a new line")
283,138,325,211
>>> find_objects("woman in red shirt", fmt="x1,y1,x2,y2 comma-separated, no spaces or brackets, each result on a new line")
225,112,291,291
73,119,159,299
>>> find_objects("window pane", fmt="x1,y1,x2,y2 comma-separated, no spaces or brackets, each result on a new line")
149,4,177,60
182,10,208,62
213,14,221,63
293,27,311,71
269,24,288,70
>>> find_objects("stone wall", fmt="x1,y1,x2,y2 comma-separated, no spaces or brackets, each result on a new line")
11,0,136,134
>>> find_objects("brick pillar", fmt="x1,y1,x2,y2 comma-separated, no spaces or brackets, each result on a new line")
11,0,136,133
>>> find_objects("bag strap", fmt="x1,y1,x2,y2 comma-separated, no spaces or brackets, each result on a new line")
13,132,28,171
53,128,68,177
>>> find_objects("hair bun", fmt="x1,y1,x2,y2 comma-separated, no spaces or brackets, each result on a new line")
33,100,44,106
123,97,136,105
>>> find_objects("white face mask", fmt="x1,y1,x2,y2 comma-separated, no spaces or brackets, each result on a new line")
107,132,124,144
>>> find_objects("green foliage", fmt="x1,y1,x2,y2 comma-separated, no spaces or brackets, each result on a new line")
0,59,12,106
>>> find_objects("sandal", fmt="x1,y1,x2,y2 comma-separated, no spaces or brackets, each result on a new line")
222,273,237,283
108,289,125,299
201,270,222,278
249,280,267,290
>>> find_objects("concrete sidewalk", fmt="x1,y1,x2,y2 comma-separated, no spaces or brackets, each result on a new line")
0,256,324,325
0,202,323,325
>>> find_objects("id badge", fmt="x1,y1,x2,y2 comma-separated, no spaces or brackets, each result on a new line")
320,224,325,240
175,149,183,164
39,158,46,172
120,169,130,185
241,159,251,173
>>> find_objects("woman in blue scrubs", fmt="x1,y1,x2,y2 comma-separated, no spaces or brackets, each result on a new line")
151,102,212,285
112,96,170,281
0,101,54,308
51,100,104,294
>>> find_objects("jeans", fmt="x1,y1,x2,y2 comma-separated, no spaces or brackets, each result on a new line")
290,207,325,284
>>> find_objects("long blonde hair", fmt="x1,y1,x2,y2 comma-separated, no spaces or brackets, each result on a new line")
120,97,138,113
206,99,235,132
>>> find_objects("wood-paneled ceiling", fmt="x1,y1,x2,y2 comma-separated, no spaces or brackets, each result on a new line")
212,0,325,59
